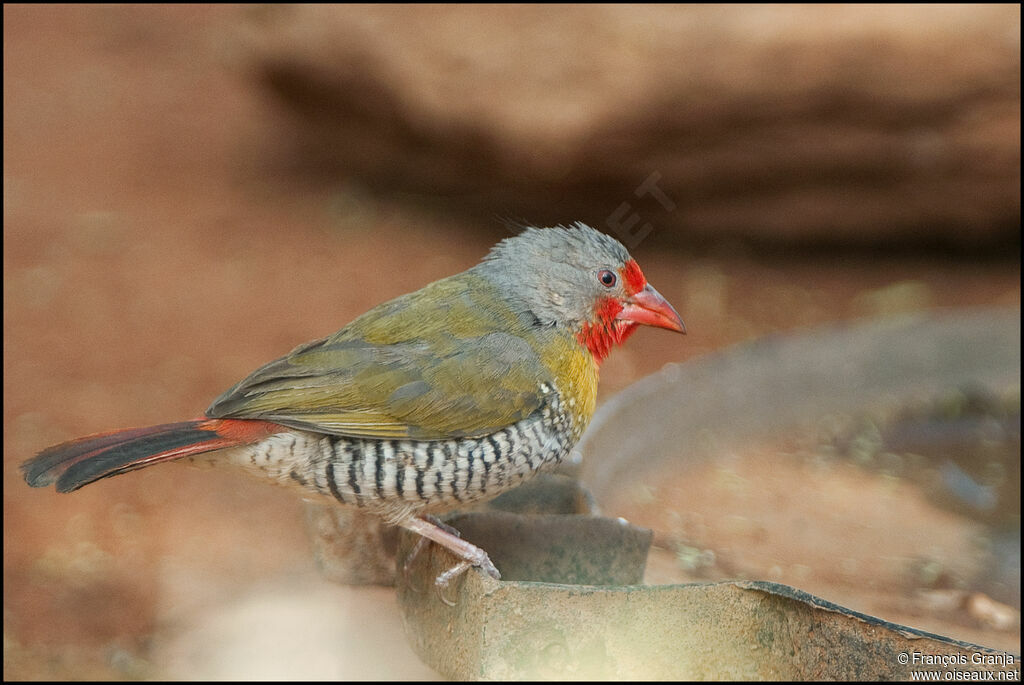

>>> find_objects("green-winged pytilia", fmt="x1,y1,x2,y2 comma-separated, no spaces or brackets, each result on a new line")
23,223,685,586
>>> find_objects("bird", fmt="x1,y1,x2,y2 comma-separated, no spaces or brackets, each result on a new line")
22,223,685,587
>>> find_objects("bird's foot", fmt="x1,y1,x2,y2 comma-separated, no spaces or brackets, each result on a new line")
435,561,472,606
433,546,500,606
401,515,460,590
399,515,500,604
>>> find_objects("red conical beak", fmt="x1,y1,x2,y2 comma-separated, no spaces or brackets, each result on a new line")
617,284,686,333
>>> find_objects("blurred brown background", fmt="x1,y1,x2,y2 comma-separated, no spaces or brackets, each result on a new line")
3,5,1019,680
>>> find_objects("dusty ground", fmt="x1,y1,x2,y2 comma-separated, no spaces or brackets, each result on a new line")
3,5,1020,680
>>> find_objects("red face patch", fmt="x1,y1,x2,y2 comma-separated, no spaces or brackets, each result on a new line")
619,259,646,296
577,260,647,364
577,296,635,364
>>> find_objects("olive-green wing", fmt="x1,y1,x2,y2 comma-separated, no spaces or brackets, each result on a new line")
206,273,552,440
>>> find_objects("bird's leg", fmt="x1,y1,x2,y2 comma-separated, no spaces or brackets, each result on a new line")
402,514,457,566
422,513,462,538
401,513,464,590
399,516,501,595
416,515,487,605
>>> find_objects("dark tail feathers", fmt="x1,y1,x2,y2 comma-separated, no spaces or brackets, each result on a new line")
22,419,279,493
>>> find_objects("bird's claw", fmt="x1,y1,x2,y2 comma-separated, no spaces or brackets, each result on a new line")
434,561,471,606
433,552,500,606
473,554,501,581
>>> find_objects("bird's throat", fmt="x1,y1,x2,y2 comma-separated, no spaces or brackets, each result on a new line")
577,298,638,364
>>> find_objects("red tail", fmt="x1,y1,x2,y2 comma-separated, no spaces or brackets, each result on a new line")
22,418,281,493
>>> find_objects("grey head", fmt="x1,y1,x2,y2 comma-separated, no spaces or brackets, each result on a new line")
474,223,636,330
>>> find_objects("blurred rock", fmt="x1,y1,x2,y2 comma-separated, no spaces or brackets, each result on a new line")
305,504,398,586
244,5,1020,251
966,592,1020,632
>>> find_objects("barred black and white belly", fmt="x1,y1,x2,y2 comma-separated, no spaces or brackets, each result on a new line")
221,391,582,521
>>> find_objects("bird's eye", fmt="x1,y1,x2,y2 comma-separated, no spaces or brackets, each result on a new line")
598,269,617,287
